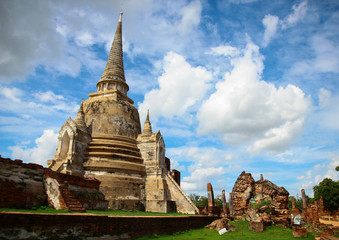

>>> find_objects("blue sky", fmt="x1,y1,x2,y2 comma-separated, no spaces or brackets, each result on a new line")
0,0,338,198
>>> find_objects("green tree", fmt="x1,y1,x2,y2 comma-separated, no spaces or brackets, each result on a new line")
336,166,339,171
189,194,208,207
313,178,339,210
214,194,223,208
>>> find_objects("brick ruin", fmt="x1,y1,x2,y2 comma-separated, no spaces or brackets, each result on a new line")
291,189,339,239
202,171,290,230
229,171,290,227
0,156,108,211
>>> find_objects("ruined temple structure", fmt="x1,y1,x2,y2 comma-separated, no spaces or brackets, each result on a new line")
47,13,198,214
231,171,290,226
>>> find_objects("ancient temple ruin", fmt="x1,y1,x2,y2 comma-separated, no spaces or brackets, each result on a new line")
47,13,197,214
230,171,290,225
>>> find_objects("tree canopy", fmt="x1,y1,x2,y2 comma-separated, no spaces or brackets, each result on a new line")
313,178,339,210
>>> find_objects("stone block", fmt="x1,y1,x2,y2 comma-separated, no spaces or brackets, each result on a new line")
292,225,308,238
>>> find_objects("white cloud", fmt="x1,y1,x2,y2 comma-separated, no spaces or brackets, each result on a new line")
281,1,308,30
0,86,78,117
262,15,279,47
9,129,58,166
208,45,241,58
177,0,202,34
0,86,23,102
300,155,339,195
199,41,311,154
318,88,331,108
138,51,213,122
181,167,224,191
34,90,65,103
260,1,307,47
314,89,339,131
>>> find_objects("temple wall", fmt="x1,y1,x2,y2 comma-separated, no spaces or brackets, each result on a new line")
0,156,107,211
0,212,217,240
0,157,47,209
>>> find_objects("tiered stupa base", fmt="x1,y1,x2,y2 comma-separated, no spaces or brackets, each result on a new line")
83,135,146,210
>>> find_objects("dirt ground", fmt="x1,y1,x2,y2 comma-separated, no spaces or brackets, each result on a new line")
319,217,339,227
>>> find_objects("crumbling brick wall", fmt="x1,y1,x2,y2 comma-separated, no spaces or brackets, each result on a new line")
0,156,107,211
231,171,289,225
232,171,255,217
0,156,47,208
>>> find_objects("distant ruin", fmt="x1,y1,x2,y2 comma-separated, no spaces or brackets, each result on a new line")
203,171,290,229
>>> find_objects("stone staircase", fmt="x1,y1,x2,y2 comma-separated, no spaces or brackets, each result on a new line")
59,183,86,212
165,172,199,214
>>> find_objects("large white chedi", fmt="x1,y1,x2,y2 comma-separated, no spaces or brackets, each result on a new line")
47,13,198,214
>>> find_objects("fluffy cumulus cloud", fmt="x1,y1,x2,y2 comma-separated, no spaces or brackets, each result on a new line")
198,41,311,154
167,146,242,192
182,167,224,191
138,51,213,122
9,129,58,166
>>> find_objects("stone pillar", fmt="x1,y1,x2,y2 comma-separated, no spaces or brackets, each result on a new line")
222,189,228,216
207,183,214,215
301,189,307,209
292,196,296,211
301,189,308,223
207,183,214,208
229,192,234,216
171,169,180,186
260,174,264,181
319,196,324,214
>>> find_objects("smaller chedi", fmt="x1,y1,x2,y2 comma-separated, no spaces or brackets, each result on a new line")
47,12,198,214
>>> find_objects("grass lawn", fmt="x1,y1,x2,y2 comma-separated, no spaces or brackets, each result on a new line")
135,220,315,240
0,207,191,216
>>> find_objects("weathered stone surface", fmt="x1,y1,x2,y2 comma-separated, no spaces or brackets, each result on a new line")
45,168,107,212
222,189,229,217
246,203,259,221
0,156,47,209
206,218,236,232
231,172,290,225
232,171,255,217
292,225,308,237
249,218,264,232
0,212,218,240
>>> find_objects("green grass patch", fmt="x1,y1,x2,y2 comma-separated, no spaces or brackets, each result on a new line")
135,220,315,240
0,206,70,214
0,207,191,216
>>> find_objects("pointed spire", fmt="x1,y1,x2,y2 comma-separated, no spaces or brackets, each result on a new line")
142,110,153,136
98,12,126,85
75,99,87,132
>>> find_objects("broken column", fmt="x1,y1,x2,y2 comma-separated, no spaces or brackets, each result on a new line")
207,183,215,215
229,193,234,216
222,189,228,216
292,196,296,211
301,189,308,223
301,189,307,209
